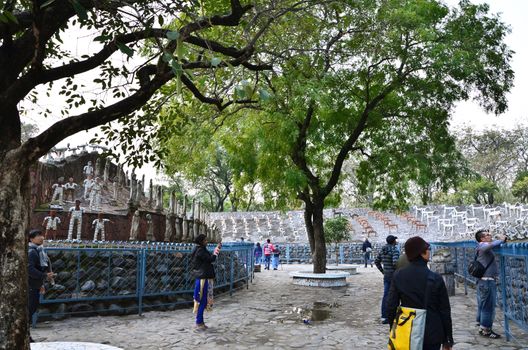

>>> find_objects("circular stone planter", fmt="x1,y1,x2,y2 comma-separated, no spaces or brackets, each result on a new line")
326,264,358,275
289,271,350,287
31,342,124,350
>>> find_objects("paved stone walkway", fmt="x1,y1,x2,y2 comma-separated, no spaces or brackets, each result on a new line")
33,265,528,349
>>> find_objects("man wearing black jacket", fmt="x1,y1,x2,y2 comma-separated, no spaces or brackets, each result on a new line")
375,235,399,324
28,229,53,342
387,236,454,350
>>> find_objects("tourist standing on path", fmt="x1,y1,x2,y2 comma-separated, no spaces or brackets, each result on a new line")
362,237,373,267
254,242,263,265
28,229,54,342
191,234,221,330
271,245,280,270
387,236,454,350
374,234,399,324
474,229,507,339
263,239,274,270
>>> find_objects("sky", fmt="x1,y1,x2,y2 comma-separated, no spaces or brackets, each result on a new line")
446,0,528,130
24,0,528,178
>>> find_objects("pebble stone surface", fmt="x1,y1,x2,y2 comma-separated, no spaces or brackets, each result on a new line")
32,264,528,350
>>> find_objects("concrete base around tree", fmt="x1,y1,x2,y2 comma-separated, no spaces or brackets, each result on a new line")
289,271,350,287
31,342,123,350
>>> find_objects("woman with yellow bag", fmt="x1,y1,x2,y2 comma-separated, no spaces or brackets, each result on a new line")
386,236,454,350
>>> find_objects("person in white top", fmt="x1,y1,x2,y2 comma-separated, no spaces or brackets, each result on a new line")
68,200,84,240
42,210,61,239
92,213,113,241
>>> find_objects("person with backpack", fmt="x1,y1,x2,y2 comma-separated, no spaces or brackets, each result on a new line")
190,234,221,330
254,242,263,265
263,239,274,270
387,236,453,350
474,229,507,339
271,245,281,270
374,234,399,324
28,229,54,342
361,237,373,268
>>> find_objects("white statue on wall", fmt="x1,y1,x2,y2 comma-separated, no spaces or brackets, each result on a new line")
92,213,112,241
68,200,84,240
146,213,155,241
83,161,94,178
129,210,140,241
89,177,103,211
51,178,65,204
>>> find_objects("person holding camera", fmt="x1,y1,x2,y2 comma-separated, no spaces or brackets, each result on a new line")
190,234,221,330
474,229,507,339
28,229,54,342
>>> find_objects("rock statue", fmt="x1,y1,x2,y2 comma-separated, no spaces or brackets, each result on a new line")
146,213,155,241
155,186,163,212
51,177,65,204
92,213,112,241
94,158,101,177
83,161,94,178
112,177,118,201
68,200,84,240
42,210,61,240
169,191,175,214
129,210,140,241
89,177,103,211
129,171,137,205
148,179,153,208
103,158,111,182
83,174,94,200
117,163,123,186
164,214,174,242
64,177,78,202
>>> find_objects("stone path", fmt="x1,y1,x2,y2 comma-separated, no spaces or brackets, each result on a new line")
32,265,528,349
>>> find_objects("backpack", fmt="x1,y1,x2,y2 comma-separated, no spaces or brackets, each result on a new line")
468,250,495,279
388,271,435,350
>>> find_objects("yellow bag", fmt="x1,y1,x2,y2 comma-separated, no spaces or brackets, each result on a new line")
387,306,427,350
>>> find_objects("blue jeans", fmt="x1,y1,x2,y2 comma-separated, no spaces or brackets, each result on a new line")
272,255,279,269
477,279,497,329
364,252,371,267
381,278,391,319
255,255,262,265
264,255,271,269
194,279,209,325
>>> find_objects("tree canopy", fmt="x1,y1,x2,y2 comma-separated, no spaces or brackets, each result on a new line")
157,0,514,274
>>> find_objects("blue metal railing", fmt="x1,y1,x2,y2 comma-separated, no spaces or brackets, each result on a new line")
430,241,528,342
36,242,254,323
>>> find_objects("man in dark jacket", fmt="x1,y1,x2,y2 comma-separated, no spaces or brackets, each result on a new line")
361,237,373,268
374,234,399,324
28,229,53,342
387,236,454,350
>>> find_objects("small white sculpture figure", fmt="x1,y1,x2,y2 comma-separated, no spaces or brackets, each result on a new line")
51,178,65,204
92,213,112,241
103,159,110,182
68,200,84,240
83,174,94,199
83,161,94,178
164,214,173,242
146,214,155,241
42,210,61,240
64,177,78,202
89,177,103,211
129,210,140,241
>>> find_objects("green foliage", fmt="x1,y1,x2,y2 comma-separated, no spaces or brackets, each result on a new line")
324,216,350,244
512,172,528,202
460,178,499,204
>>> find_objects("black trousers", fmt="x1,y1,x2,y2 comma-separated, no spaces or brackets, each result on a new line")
423,344,441,350
28,288,40,324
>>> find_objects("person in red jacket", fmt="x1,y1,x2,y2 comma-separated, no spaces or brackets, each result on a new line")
263,239,275,270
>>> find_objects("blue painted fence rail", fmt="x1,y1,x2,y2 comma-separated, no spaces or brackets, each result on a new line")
430,241,528,342
36,242,254,323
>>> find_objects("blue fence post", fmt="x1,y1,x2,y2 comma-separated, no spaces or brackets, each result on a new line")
229,253,234,296
248,247,251,288
76,249,81,296
499,255,510,341
462,248,468,295
138,249,146,316
339,245,344,265
286,245,290,264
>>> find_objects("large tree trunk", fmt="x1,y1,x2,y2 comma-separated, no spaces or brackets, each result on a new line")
0,152,31,350
303,201,315,253
311,201,326,273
